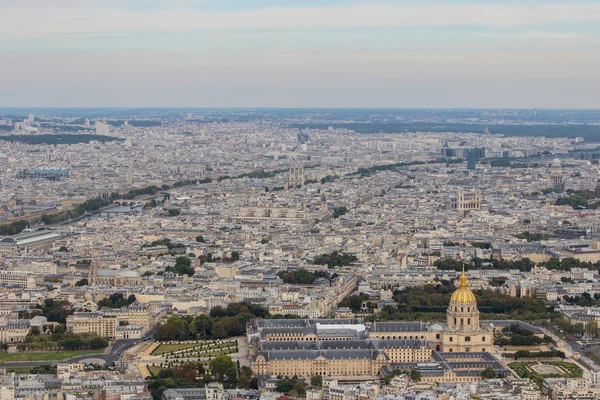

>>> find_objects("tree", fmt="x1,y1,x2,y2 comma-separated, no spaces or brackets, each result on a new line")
97,293,129,309
173,362,198,381
481,366,497,379
168,209,181,216
154,322,179,341
275,379,293,393
310,375,323,387
127,294,137,304
167,256,195,276
211,320,230,339
333,206,348,218
196,235,206,243
347,296,363,312
230,251,240,261
277,269,318,285
210,355,237,383
75,278,88,287
409,369,421,382
238,366,253,389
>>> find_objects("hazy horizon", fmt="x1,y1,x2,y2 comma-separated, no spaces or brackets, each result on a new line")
1,0,599,108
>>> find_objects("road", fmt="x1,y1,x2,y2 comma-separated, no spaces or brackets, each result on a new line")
539,324,599,371
1,338,148,369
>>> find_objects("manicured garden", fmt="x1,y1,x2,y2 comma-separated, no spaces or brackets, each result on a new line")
152,343,204,355
152,339,237,357
509,361,583,389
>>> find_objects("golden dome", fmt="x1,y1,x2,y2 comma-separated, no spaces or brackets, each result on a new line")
449,266,477,306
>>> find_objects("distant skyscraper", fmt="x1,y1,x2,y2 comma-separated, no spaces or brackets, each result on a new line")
297,131,309,143
440,148,456,158
27,114,34,124
467,151,477,170
84,119,91,127
186,113,192,120
95,121,110,135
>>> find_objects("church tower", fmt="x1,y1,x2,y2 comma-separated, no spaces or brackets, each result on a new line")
431,265,493,353
447,265,480,330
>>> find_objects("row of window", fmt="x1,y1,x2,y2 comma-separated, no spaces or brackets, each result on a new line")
435,334,486,342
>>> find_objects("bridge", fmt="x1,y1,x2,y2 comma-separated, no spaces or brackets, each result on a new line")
111,201,142,206
96,208,142,217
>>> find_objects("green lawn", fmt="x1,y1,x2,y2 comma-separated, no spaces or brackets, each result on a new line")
148,365,165,375
550,362,583,377
166,348,236,360
152,341,237,356
508,362,531,370
152,343,203,355
7,367,36,373
0,350,99,362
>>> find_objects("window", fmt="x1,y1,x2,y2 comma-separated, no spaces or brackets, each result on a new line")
482,348,486,352
454,318,457,325
449,337,453,342
436,334,440,339
465,336,471,342
468,318,471,325
460,318,464,325
482,336,486,341
449,348,453,352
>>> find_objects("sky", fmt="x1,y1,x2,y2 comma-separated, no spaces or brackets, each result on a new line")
0,0,599,108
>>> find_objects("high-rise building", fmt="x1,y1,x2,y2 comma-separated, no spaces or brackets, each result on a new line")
95,121,110,135
467,151,477,170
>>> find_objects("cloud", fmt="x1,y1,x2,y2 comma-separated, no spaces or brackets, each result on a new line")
471,31,590,40
1,49,599,107
1,2,599,40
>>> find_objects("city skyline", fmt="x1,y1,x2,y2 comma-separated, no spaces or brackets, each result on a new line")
1,0,599,108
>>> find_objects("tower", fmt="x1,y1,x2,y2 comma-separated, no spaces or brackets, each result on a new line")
288,166,305,188
447,265,480,331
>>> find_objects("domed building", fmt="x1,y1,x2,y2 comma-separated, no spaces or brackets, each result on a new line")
550,157,566,188
248,267,507,382
429,266,493,353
